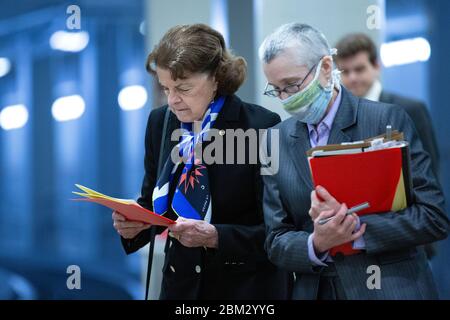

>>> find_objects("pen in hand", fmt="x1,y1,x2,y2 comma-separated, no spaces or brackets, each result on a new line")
317,202,370,225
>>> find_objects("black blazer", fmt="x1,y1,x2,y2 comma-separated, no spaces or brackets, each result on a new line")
121,94,292,299
379,91,440,180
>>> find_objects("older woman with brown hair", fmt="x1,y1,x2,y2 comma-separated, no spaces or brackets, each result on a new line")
112,24,292,300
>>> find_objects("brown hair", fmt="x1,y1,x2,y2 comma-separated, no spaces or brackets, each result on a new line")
146,24,247,96
335,33,378,66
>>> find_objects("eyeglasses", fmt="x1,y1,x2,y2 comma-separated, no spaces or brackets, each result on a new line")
263,61,319,98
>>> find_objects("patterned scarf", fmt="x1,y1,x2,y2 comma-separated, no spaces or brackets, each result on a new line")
152,96,225,220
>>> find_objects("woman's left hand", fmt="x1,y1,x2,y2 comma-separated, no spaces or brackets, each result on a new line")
168,217,219,248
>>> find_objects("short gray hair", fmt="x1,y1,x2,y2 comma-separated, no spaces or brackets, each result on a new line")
258,23,332,68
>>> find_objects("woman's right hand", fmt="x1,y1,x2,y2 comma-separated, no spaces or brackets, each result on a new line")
312,204,366,253
112,211,151,239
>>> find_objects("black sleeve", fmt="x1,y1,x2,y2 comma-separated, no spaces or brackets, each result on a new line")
121,108,166,255
211,111,282,261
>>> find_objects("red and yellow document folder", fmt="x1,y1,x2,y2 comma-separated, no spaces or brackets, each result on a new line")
307,131,412,256
71,184,175,227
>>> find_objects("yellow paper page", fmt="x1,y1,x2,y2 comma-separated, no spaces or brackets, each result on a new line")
74,184,135,204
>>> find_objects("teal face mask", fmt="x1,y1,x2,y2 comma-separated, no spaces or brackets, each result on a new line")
281,59,334,125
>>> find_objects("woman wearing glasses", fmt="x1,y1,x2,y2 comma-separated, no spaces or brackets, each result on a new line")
112,24,292,300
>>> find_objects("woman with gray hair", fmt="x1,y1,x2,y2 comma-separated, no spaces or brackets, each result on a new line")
259,23,447,300
259,23,341,123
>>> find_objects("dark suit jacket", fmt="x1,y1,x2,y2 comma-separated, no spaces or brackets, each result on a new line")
379,91,440,180
121,94,292,300
262,87,449,299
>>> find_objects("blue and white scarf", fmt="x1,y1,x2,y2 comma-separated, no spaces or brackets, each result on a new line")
152,96,225,220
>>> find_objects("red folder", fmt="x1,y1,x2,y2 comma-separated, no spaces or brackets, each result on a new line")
309,146,411,256
72,197,175,227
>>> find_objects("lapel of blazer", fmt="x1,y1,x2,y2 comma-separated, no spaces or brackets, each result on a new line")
202,95,241,154
162,108,181,163
287,87,359,188
327,87,358,144
288,119,314,189
209,94,241,131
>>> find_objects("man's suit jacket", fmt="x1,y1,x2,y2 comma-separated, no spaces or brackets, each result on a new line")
262,87,449,299
121,94,292,300
379,91,440,180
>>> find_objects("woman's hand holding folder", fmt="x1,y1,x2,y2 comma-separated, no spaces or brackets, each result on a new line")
112,211,152,239
309,186,367,254
168,217,219,249
312,204,367,254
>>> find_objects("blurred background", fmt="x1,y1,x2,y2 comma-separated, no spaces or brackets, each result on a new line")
0,0,449,299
